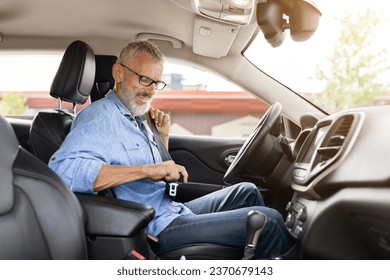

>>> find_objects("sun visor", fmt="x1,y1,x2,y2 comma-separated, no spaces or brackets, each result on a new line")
193,16,239,58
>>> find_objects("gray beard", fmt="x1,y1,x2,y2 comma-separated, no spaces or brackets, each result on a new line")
121,92,151,117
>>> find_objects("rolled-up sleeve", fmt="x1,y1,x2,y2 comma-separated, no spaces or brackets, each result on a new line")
49,156,103,193
48,104,112,193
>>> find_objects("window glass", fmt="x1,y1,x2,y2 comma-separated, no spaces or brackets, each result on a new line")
0,52,70,116
0,53,268,139
157,62,269,138
244,0,390,114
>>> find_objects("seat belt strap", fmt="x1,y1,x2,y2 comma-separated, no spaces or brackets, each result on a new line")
147,112,181,199
147,112,172,162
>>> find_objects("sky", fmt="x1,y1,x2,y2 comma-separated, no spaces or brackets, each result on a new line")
1,0,389,93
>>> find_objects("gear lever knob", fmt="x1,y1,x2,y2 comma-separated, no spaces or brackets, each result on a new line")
243,210,267,260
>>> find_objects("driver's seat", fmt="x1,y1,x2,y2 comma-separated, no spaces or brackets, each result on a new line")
24,40,249,260
29,40,95,164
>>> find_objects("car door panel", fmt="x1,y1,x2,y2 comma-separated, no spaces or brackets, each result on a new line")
169,134,245,185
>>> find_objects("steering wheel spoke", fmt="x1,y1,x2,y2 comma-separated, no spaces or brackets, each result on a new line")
223,102,283,184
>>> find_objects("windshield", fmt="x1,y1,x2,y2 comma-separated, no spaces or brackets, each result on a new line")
245,0,390,114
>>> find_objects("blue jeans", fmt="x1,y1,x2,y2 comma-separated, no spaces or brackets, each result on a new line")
157,183,293,259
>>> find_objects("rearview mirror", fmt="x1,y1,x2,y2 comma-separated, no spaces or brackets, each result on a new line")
290,0,322,42
256,1,286,47
256,0,321,47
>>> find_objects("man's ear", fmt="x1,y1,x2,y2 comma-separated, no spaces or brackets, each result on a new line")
112,63,123,83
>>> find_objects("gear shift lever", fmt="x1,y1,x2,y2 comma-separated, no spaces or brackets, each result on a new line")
243,210,267,260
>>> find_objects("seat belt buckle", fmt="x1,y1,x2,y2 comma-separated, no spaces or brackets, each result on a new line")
168,182,179,197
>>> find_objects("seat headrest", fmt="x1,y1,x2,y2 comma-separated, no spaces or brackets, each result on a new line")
50,40,96,104
0,116,19,214
90,55,117,102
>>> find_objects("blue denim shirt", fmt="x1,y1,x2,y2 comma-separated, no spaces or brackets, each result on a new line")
48,90,192,236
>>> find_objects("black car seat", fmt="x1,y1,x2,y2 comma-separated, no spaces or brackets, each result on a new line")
90,55,117,102
0,115,88,259
29,40,95,164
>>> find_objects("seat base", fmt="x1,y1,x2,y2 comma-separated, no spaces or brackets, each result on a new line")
156,243,244,260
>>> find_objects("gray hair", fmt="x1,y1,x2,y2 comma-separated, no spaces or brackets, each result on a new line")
117,39,165,64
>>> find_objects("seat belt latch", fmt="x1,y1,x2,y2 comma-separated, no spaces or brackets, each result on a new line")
168,182,179,197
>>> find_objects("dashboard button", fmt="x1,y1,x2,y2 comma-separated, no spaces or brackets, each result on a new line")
293,168,307,178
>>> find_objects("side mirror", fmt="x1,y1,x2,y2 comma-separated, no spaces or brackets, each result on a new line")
256,0,321,47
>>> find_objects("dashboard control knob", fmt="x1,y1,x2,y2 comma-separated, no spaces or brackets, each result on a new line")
297,208,307,221
286,201,293,212
285,213,296,229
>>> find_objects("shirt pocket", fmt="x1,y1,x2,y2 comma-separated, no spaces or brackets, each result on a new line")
121,141,143,165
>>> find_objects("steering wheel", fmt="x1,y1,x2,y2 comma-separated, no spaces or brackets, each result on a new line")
223,102,282,184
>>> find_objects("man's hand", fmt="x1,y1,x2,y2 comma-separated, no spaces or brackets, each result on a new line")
149,107,170,139
143,160,188,183
93,161,188,192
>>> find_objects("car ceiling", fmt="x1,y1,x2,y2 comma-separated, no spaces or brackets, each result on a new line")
0,0,257,58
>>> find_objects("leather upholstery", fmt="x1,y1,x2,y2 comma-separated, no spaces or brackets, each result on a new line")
50,40,96,104
29,111,74,163
90,55,117,102
0,116,87,259
29,40,95,163
0,115,19,214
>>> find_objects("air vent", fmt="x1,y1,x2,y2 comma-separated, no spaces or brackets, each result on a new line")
314,115,354,165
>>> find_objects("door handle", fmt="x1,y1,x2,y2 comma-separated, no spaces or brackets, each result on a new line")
224,154,236,165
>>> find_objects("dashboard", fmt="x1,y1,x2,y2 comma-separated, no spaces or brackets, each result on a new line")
285,105,390,259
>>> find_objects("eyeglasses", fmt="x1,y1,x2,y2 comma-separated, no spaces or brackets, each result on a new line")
120,63,166,90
